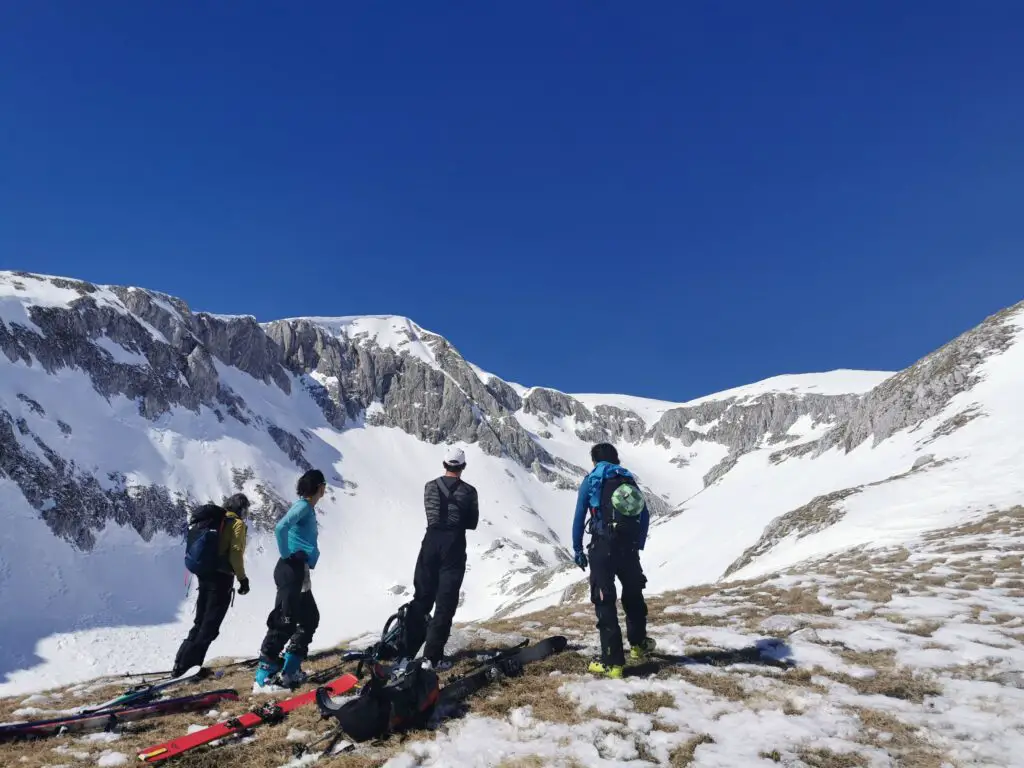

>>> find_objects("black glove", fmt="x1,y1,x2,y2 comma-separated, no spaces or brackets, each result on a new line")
290,550,308,564
574,551,588,570
237,578,250,595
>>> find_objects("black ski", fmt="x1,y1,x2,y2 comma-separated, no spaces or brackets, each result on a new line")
439,635,567,704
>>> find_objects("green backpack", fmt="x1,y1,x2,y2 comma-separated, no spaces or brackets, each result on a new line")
598,470,645,543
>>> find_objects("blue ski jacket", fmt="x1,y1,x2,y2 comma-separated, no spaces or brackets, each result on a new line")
572,461,649,554
275,499,320,568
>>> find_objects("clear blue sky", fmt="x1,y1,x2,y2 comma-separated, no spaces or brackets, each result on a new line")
2,2,1022,401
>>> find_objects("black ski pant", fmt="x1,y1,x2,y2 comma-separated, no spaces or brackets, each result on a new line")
406,528,467,662
259,556,320,663
174,572,234,673
588,536,648,667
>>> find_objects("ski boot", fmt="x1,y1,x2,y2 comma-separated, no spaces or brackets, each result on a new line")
279,652,308,687
630,637,657,660
254,657,283,688
588,660,624,679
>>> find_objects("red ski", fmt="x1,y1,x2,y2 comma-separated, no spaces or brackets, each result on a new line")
136,674,358,763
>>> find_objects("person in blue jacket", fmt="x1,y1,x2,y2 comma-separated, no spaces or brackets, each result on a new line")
255,469,326,688
573,443,655,678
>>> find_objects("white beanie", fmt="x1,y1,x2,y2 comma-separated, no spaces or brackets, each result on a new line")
443,445,467,467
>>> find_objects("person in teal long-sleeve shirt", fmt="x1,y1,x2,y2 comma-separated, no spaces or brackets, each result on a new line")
274,496,320,567
255,469,327,688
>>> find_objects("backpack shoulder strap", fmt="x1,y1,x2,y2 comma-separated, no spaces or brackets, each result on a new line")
435,478,461,499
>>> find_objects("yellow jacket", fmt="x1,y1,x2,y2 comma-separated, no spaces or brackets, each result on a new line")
217,511,248,581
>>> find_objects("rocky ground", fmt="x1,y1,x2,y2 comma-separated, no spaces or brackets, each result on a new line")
2,507,1022,768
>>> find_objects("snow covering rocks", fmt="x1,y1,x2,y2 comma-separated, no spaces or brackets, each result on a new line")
95,752,127,766
79,733,121,744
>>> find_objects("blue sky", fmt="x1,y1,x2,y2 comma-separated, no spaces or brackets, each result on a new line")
1,2,1022,401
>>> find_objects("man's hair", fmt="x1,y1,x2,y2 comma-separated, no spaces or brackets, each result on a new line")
442,460,465,474
223,493,250,514
590,443,619,465
297,469,326,498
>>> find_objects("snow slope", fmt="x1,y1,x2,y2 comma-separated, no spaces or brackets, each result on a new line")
1,269,1021,700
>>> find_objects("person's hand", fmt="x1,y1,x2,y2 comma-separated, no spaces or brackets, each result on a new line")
237,578,250,595
574,551,588,570
290,550,308,564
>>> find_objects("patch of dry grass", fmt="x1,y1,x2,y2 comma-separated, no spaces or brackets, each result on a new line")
628,691,675,714
798,747,869,767
838,648,898,669
495,757,547,768
782,699,803,715
659,611,730,626
580,706,627,725
900,620,944,637
832,666,942,703
854,707,947,767
669,733,714,766
774,587,835,616
995,555,1023,570
678,670,748,702
652,719,680,732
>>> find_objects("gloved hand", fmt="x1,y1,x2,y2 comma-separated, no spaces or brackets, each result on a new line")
290,550,308,564
574,551,588,570
237,578,250,595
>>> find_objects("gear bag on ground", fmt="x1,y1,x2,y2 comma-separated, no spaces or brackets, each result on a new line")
316,658,440,742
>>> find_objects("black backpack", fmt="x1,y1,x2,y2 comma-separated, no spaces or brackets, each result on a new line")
316,658,440,742
597,469,646,545
184,504,227,577
367,602,429,663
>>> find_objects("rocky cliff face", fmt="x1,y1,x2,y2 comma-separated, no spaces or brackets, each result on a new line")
770,301,1024,464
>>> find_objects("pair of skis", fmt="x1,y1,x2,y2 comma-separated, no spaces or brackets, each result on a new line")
0,665,221,741
0,689,238,742
137,672,360,763
87,665,216,714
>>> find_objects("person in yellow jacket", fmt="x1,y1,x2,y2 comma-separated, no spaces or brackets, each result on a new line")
172,494,250,677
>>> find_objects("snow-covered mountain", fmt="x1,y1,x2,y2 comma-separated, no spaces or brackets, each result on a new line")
1,269,1021,696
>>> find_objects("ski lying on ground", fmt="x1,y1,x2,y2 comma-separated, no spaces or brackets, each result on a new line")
0,689,238,742
136,673,359,763
81,666,213,715
438,635,567,705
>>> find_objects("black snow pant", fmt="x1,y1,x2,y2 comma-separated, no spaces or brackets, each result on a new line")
588,536,648,667
174,572,234,674
406,528,467,663
259,556,320,662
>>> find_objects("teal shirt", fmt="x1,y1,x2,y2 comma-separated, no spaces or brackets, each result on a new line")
275,499,320,568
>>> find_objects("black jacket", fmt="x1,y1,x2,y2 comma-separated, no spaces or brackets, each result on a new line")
423,476,479,531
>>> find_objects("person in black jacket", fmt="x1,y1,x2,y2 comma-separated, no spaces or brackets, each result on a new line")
405,445,479,670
